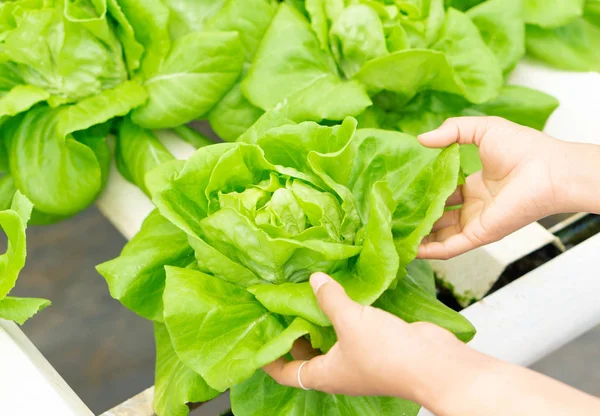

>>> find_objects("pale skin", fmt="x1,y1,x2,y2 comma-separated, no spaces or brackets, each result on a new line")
264,116,600,415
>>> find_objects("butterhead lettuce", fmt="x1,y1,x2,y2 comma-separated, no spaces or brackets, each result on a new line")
0,0,127,105
98,116,475,415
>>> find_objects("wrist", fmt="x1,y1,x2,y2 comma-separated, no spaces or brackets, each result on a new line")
553,141,600,214
420,348,503,416
400,324,484,410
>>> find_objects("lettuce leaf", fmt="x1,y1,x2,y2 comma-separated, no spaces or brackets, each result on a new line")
153,322,219,416
0,191,50,324
243,4,371,121
115,118,174,197
163,0,228,39
163,266,287,391
97,210,195,322
374,260,475,342
206,0,278,141
131,31,244,129
0,84,50,122
108,0,171,77
1,0,127,104
467,0,525,73
231,369,421,416
6,81,147,216
0,296,51,325
526,12,600,71
329,4,389,78
356,9,503,104
524,0,585,28
106,0,145,75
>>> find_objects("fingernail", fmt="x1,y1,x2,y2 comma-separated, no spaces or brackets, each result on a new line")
418,129,439,142
417,130,435,140
310,273,329,294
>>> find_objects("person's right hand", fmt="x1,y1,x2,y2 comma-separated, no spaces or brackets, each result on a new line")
417,116,565,260
262,272,471,403
263,274,600,416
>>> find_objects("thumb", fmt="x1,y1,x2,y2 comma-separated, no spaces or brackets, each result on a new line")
418,116,496,148
310,272,361,328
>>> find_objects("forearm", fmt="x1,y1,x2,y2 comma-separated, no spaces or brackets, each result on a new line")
554,141,600,214
420,346,600,416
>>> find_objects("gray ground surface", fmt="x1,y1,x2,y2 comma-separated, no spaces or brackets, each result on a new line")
9,206,600,414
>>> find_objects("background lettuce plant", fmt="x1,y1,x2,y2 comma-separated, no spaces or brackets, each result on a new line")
0,0,580,225
0,192,50,324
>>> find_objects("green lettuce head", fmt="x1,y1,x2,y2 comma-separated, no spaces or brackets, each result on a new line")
0,0,127,107
98,115,475,416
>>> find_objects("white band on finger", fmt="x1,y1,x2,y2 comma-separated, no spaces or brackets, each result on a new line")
297,360,311,391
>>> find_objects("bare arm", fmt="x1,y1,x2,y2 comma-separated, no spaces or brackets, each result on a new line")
557,141,600,215
422,340,600,416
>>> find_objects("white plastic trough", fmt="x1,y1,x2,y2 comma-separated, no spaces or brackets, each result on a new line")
2,59,600,415
0,320,94,416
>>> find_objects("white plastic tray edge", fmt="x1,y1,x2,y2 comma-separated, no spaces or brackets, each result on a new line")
0,320,94,416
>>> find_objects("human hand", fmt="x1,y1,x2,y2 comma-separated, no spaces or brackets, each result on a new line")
417,116,565,260
263,273,600,416
263,273,471,404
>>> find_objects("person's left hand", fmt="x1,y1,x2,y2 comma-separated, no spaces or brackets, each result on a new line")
263,272,473,403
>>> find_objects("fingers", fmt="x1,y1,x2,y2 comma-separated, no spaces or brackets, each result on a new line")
264,274,360,391
262,357,303,388
418,232,479,260
263,338,325,389
263,354,329,390
309,272,362,328
431,209,460,233
418,116,503,148
290,337,320,361
445,187,464,207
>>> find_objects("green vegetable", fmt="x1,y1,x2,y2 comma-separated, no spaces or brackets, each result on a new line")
116,118,174,197
97,210,195,322
0,81,50,124
6,81,147,217
524,0,585,28
153,322,220,416
356,8,503,104
467,0,525,73
0,0,127,105
108,0,171,77
243,4,372,121
330,4,389,78
231,369,421,416
374,260,475,341
0,192,50,325
131,31,245,129
206,0,278,141
99,117,473,415
391,85,558,137
526,8,600,71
